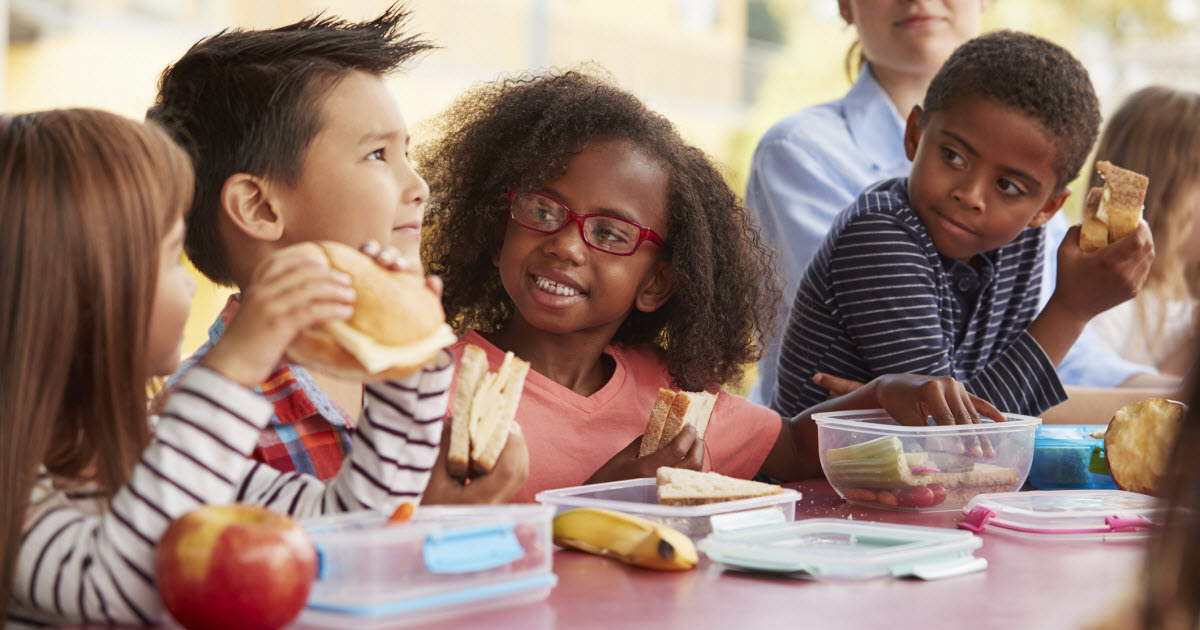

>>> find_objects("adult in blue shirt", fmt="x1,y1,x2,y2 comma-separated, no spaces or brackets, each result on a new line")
747,0,1179,420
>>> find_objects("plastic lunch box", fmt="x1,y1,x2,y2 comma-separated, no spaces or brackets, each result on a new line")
958,489,1164,541
536,477,801,540
298,504,556,628
814,409,1040,512
698,514,987,580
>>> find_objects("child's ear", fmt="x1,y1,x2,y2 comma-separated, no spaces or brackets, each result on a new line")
904,106,924,162
634,259,673,313
221,173,283,242
837,0,853,24
1028,186,1071,229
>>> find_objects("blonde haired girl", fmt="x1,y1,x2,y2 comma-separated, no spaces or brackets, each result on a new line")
1088,85,1200,377
1,109,452,627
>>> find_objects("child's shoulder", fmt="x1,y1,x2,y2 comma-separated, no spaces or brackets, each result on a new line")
831,177,926,241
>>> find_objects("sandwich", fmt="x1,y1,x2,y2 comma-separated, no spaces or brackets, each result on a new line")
287,241,458,380
447,344,530,478
1079,161,1149,252
639,389,718,458
826,436,1018,508
656,467,784,506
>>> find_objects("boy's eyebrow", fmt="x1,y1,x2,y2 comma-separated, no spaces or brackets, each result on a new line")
358,130,406,145
940,129,1044,190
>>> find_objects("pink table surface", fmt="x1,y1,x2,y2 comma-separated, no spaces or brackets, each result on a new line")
301,480,1149,630
60,480,1145,630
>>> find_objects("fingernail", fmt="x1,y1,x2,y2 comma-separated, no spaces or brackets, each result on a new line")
334,271,352,285
337,304,354,318
361,240,381,255
340,287,357,301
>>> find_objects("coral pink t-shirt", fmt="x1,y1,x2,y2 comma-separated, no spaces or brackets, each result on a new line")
451,330,780,503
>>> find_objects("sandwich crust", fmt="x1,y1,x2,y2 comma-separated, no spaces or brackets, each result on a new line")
1095,160,1148,241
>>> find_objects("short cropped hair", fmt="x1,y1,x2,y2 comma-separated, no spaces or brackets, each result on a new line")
147,3,433,285
922,30,1101,190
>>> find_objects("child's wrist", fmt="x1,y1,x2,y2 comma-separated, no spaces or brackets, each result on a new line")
197,348,262,390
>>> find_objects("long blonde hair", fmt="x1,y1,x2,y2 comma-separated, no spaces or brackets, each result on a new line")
1088,86,1200,353
0,109,194,619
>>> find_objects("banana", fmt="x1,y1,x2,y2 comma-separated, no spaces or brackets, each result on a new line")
551,507,698,571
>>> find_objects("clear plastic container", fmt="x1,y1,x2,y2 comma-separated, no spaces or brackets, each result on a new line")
535,477,801,540
298,505,556,629
814,409,1040,512
699,518,986,580
959,490,1165,541
1029,424,1118,490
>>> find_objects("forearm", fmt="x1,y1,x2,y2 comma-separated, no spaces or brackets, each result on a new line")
1027,296,1090,367
13,368,272,626
759,380,886,482
270,353,452,516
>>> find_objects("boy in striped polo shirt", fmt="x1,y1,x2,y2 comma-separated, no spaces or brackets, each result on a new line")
773,31,1155,422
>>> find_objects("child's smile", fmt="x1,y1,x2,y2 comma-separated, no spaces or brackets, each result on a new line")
495,137,672,340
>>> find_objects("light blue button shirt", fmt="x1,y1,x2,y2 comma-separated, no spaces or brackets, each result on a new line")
746,64,1152,407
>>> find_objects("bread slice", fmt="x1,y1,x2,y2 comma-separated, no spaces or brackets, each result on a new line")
471,353,530,472
446,345,530,478
656,467,784,506
639,389,676,457
1095,161,1148,242
447,345,489,478
638,390,718,457
1079,187,1109,253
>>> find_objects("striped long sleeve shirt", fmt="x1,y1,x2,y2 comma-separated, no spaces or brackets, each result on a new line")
772,177,1067,420
9,351,452,628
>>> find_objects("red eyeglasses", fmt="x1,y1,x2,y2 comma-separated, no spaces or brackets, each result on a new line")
506,189,667,256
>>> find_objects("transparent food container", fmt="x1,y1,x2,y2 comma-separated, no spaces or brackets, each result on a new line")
536,477,801,540
814,410,1040,512
959,490,1164,541
298,505,556,629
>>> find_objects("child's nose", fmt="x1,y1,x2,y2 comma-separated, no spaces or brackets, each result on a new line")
398,161,429,208
543,219,590,263
952,177,986,210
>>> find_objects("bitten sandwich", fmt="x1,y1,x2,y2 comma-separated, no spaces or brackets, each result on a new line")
1079,161,1149,252
447,344,530,478
656,467,783,506
639,389,718,458
287,241,458,380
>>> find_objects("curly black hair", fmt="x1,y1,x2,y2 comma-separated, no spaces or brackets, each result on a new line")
923,30,1101,189
147,3,434,286
418,70,779,392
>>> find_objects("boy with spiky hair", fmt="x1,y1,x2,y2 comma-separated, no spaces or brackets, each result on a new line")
774,30,1155,425
149,4,527,502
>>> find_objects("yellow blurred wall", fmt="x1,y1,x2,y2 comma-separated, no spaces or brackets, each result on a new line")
5,0,750,357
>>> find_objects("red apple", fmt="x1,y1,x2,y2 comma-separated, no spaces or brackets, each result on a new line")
155,503,317,630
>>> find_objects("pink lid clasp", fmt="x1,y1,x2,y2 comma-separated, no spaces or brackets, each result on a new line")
957,506,995,533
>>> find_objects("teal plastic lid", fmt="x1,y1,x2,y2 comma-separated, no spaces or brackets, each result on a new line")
698,518,985,580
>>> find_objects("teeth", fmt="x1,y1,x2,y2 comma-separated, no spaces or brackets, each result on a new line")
534,276,582,296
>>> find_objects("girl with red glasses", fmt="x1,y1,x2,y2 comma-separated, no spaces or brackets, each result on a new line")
419,70,1003,501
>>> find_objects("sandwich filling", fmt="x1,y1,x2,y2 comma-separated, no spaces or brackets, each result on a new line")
324,321,458,375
